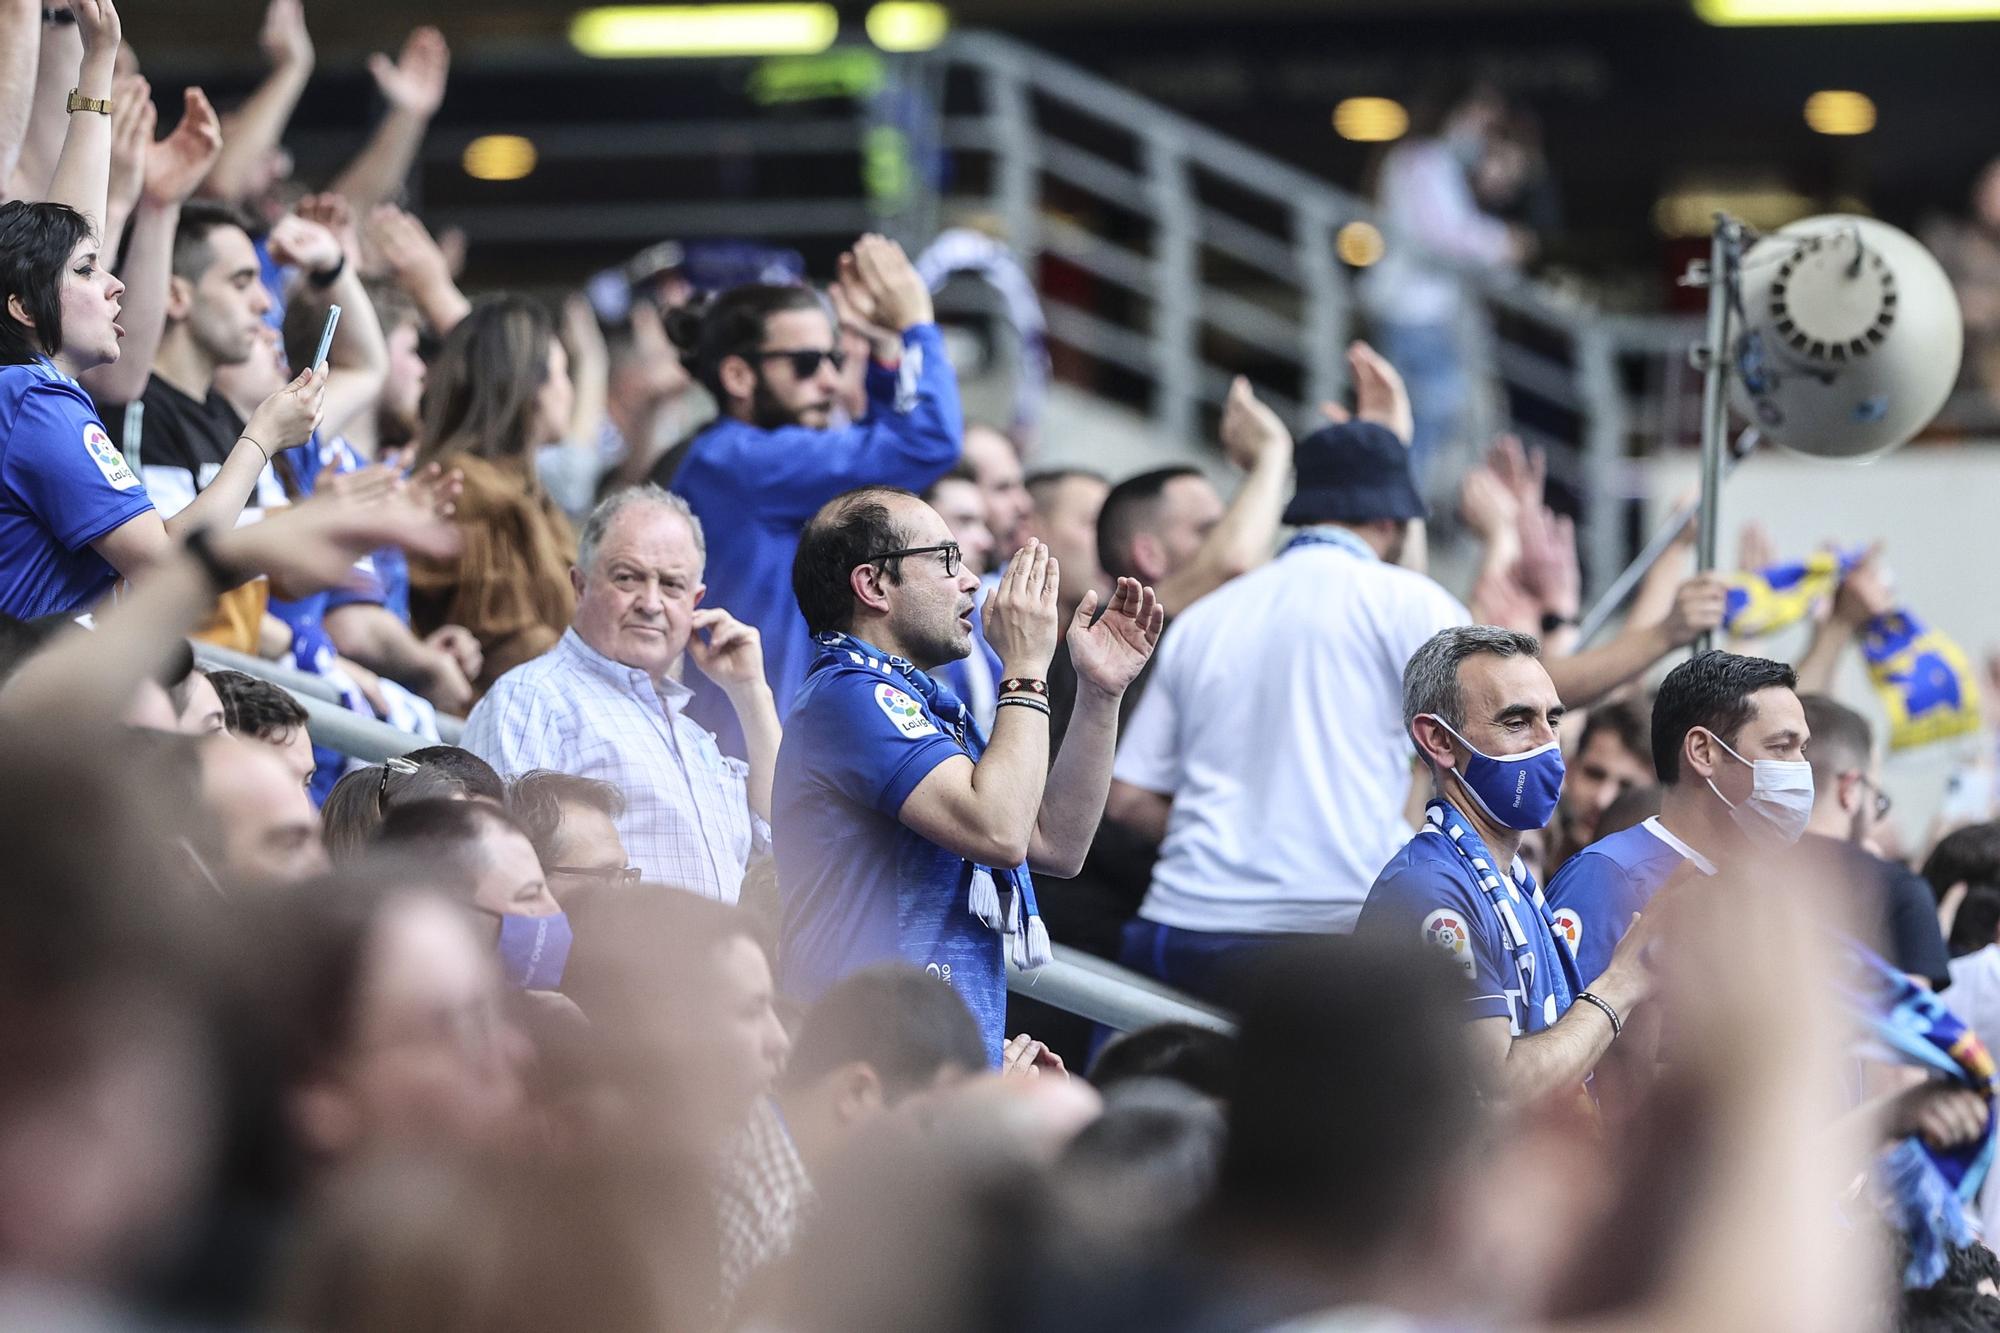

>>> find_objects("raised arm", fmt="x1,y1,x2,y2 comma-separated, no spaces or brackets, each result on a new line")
200,0,312,205
1794,548,1892,696
82,86,222,405
1030,578,1162,875
1154,377,1291,616
0,0,39,196
272,200,388,439
687,608,781,821
7,5,79,201
898,543,1060,867
366,202,470,335
1545,574,1727,709
41,0,119,229
328,26,448,212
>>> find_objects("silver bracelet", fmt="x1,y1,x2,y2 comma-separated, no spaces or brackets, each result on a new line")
1575,990,1623,1038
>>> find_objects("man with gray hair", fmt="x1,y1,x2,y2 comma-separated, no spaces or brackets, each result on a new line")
462,484,779,902
1354,625,1659,1108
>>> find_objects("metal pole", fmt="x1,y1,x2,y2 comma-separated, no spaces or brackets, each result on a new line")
1692,217,1738,655
1574,427,1759,646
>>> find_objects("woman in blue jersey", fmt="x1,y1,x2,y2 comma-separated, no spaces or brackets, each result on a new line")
0,202,324,619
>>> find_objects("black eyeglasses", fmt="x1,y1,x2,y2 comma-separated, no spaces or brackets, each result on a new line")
865,542,961,577
549,864,642,886
756,347,847,379
1855,773,1893,821
377,755,421,817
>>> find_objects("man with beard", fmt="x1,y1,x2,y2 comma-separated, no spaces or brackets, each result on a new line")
774,486,1161,1058
658,234,962,755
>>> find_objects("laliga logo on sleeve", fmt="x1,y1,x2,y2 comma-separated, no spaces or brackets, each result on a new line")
1421,908,1477,979
83,423,140,491
875,683,939,738
1551,907,1583,959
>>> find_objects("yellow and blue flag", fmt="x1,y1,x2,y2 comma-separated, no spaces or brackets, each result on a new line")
1721,549,1862,639
1861,609,1983,752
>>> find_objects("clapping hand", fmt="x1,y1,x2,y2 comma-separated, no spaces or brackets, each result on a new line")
143,88,224,208
368,26,450,117
982,540,1061,680
842,234,933,332
1320,340,1415,446
1066,576,1163,698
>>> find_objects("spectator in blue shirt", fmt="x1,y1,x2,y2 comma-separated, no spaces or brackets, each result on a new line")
660,235,964,756
0,200,324,620
1355,625,1659,1109
773,485,1162,1060
1543,650,1807,1122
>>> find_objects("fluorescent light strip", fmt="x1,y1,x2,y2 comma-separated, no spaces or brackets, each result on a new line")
571,4,840,58
1697,0,2000,25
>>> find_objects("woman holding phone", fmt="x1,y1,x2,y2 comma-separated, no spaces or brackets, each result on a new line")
0,0,324,619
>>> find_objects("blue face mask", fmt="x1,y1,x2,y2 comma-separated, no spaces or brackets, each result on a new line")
1427,716,1566,831
495,911,572,991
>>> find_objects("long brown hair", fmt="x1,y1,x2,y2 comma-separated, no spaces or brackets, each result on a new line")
415,295,555,470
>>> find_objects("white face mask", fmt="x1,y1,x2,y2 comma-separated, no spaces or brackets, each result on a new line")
1702,729,1815,847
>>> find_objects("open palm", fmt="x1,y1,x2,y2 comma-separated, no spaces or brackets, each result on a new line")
144,88,224,207
1066,577,1163,696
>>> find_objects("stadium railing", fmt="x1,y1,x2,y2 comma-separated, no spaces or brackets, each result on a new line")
198,642,1232,1036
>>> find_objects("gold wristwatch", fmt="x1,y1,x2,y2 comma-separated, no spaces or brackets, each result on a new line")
65,87,111,116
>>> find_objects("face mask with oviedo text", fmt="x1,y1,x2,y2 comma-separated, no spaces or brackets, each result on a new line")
1426,715,1566,832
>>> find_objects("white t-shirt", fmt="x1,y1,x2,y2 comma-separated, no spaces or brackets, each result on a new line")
1113,535,1469,935
1945,944,2000,1242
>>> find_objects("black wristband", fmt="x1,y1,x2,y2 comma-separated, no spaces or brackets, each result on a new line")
1575,990,1623,1039
308,254,346,289
1540,611,1578,634
43,7,78,24
183,527,242,595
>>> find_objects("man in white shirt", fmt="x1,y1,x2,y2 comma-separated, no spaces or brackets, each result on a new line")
1104,417,1466,1002
462,485,780,902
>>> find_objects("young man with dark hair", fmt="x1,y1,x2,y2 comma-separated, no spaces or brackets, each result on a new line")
716,964,986,1315
774,485,1161,1059
205,665,314,792
1547,650,1810,986
659,235,963,756
1549,698,1653,870
1797,694,1950,988
1086,1021,1236,1100
505,769,634,905
400,743,505,803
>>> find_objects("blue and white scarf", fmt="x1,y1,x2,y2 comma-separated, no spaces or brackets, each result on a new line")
1423,798,1578,1032
813,632,1052,969
1282,526,1378,562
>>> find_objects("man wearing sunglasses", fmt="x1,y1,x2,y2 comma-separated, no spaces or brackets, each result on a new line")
773,486,1163,1063
658,234,963,761
1797,694,1951,990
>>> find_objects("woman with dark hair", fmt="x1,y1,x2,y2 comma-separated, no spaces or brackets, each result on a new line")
0,0,323,619
404,296,578,695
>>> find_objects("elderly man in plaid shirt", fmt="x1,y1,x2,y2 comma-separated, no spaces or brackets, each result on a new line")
463,485,780,903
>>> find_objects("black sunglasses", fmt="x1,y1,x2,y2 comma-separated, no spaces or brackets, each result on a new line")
550,864,642,886
377,755,421,817
756,347,847,379
865,542,961,577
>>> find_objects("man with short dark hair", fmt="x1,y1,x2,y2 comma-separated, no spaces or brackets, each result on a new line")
374,797,570,989
1798,694,1951,988
1023,467,1109,628
464,485,777,901
402,744,506,803
1547,651,1809,987
1097,381,1298,620
1356,626,1657,1107
662,235,963,756
924,465,1002,728
1549,698,1653,870
193,731,328,889
505,768,634,905
716,965,986,1313
206,665,314,792
775,485,1161,1057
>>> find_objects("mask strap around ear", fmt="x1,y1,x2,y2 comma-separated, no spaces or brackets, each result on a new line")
179,837,226,898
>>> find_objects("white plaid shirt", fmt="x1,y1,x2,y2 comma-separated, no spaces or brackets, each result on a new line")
462,628,768,902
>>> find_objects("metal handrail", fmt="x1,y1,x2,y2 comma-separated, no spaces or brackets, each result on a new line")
212,647,1221,1036
193,640,466,744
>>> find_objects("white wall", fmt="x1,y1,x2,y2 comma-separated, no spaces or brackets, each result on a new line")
1647,446,2000,846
